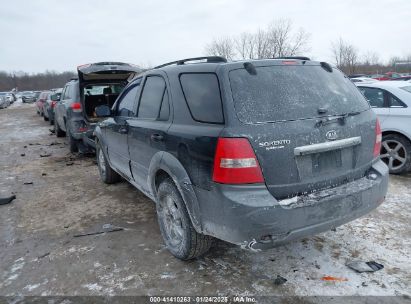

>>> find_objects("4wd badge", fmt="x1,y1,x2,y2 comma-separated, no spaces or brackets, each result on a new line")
326,130,338,141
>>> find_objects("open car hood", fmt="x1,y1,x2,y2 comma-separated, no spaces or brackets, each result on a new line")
77,62,142,83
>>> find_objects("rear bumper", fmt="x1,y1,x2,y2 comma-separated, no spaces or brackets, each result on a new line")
69,119,97,150
194,160,389,249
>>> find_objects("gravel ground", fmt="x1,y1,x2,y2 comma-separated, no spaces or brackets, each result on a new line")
0,102,410,300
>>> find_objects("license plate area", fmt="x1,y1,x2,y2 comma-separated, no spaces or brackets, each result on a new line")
295,147,355,180
312,150,342,174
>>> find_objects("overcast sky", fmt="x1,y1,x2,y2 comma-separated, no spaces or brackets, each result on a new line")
1,0,410,73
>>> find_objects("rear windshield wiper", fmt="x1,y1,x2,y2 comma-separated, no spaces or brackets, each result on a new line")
315,111,363,127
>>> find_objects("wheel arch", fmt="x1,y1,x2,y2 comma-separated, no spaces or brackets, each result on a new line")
382,130,411,143
148,151,203,233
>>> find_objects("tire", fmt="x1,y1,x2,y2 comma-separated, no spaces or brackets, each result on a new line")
96,142,121,184
54,118,65,138
156,178,213,260
380,134,411,174
66,124,79,153
43,114,49,121
48,110,54,125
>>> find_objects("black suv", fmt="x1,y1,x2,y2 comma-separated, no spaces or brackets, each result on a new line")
94,56,389,260
54,62,141,152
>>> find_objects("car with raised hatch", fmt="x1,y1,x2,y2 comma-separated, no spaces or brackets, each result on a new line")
53,62,142,152
93,56,389,260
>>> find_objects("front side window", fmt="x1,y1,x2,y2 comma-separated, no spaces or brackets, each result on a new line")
117,84,139,117
359,87,385,108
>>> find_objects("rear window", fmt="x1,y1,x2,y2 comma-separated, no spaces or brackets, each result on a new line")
179,73,224,123
229,65,370,123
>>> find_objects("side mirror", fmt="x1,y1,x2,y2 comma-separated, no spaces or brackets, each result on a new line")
95,105,112,117
51,94,60,101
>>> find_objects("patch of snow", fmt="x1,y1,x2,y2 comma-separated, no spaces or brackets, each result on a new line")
83,283,103,292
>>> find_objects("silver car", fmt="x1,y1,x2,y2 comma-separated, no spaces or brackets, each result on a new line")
357,81,411,174
0,93,11,109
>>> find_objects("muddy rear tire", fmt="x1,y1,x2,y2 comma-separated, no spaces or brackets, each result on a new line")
66,124,79,153
156,178,213,260
54,119,65,138
96,142,121,184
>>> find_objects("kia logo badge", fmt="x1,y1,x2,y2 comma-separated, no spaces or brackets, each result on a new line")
326,130,338,141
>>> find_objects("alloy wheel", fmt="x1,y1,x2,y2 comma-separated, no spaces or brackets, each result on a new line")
380,140,407,171
158,195,184,247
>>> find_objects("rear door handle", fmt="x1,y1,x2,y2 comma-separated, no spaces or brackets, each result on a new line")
151,134,164,142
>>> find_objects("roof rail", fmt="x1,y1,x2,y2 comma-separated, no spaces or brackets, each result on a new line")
275,56,311,61
154,56,227,69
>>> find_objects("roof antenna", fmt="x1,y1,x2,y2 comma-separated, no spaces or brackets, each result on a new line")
243,62,257,75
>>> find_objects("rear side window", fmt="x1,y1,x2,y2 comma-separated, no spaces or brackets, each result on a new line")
359,87,385,108
138,76,166,119
387,93,405,107
179,73,224,124
62,86,70,100
229,65,370,123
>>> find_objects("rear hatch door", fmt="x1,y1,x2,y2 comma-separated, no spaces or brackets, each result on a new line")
227,61,376,199
77,62,141,83
77,62,142,121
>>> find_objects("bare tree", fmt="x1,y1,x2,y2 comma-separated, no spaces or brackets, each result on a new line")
204,19,310,60
205,37,235,60
258,19,310,58
331,38,359,75
234,32,254,59
363,51,380,66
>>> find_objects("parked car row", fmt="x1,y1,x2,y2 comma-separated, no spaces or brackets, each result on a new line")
30,58,390,260
349,72,411,81
34,89,62,125
0,92,16,109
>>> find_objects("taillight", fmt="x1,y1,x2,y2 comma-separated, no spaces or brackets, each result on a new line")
212,138,264,184
51,101,57,108
70,102,82,113
373,118,382,158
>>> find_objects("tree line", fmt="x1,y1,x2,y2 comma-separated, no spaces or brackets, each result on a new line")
205,19,411,76
0,71,76,92
1,20,410,91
